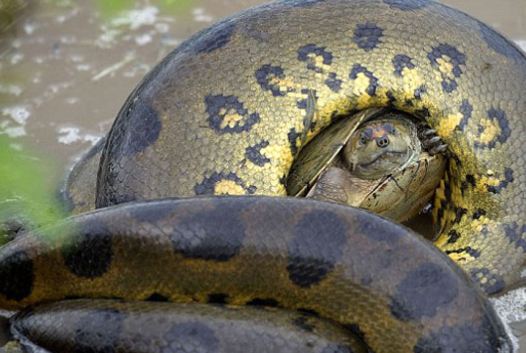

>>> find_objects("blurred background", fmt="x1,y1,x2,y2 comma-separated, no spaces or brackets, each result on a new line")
0,0,525,351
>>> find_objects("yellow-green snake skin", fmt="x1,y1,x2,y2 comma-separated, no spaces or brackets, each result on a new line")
94,0,526,295
2,0,525,352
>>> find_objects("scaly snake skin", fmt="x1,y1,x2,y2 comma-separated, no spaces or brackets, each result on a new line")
94,0,526,295
0,198,512,352
2,0,526,352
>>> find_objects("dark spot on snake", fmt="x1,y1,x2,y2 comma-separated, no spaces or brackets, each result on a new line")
453,207,468,224
478,20,525,62
404,98,415,107
472,209,486,220
194,172,256,195
321,344,354,353
119,102,161,156
355,217,402,242
427,44,465,93
446,230,461,244
287,210,347,288
195,21,235,54
129,202,181,223
298,44,333,73
245,141,270,166
486,168,513,194
349,64,378,96
474,108,511,149
146,293,169,302
458,99,473,131
62,221,113,278
297,99,307,110
384,0,431,11
504,222,526,251
297,308,320,317
161,321,219,353
292,316,314,332
435,202,445,226
246,298,280,308
169,202,246,261
288,128,302,155
391,262,459,321
414,85,426,100
413,318,507,353
448,154,461,167
445,246,481,259
414,107,430,118
353,22,383,51
207,293,229,305
73,308,125,353
386,91,397,105
465,174,476,187
392,54,415,76
469,268,506,294
205,95,260,134
325,72,342,92
0,250,33,301
256,65,290,97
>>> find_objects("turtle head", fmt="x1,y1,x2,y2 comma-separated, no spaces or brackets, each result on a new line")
344,117,419,180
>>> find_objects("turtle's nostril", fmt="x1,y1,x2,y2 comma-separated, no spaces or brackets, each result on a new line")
376,135,389,148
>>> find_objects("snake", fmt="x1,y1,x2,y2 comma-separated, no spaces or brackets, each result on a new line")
92,0,526,296
1,0,525,352
0,197,512,352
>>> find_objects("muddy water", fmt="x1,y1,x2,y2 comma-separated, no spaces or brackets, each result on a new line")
0,0,525,351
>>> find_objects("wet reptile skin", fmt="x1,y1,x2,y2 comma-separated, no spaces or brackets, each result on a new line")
10,299,366,353
89,0,526,295
0,198,511,352
12,0,525,352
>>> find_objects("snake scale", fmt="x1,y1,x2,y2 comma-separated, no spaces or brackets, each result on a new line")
1,0,525,352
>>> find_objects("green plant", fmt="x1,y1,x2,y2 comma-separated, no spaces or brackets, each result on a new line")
0,136,66,244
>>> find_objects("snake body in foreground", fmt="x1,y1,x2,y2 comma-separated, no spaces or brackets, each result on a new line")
0,197,512,352
1,0,526,352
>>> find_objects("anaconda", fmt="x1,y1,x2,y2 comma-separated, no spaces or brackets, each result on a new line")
10,299,368,353
88,0,526,295
2,0,525,352
0,197,512,352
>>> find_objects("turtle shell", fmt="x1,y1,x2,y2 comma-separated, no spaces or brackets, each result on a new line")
286,107,388,197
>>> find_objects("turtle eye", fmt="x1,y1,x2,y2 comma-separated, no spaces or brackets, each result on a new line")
359,128,372,145
384,123,395,134
359,134,368,145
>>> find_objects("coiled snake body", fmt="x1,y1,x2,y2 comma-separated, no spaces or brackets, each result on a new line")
1,0,525,352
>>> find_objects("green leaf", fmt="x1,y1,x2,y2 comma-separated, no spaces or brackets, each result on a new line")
0,136,66,244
